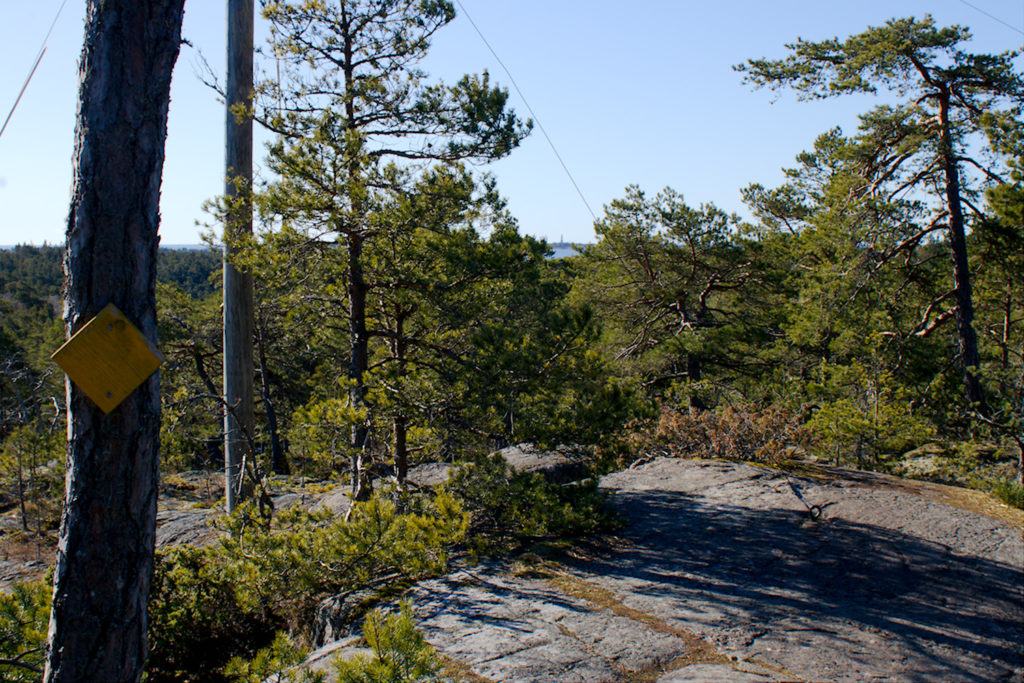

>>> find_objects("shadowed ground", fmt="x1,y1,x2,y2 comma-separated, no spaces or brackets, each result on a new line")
305,458,1024,682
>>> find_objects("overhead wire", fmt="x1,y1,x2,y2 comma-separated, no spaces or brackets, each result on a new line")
0,50,48,142
453,0,598,222
955,0,1024,38
0,0,71,142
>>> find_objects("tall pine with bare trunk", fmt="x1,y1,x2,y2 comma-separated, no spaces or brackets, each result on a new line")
44,2,184,681
737,15,1024,416
258,0,530,498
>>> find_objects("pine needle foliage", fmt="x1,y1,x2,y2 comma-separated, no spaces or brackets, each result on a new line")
333,601,440,683
0,581,49,682
146,490,467,682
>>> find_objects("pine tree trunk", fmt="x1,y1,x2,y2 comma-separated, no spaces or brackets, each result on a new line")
338,8,372,500
1016,437,1023,488
44,2,184,681
394,415,408,483
686,354,705,411
348,233,371,499
938,90,987,417
686,307,706,411
256,312,287,474
393,308,408,483
15,444,27,532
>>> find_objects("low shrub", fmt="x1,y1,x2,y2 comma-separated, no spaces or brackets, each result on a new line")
991,478,1024,510
224,600,439,683
0,580,50,682
4,454,619,682
223,632,324,683
627,404,811,466
445,452,619,552
333,601,440,683
148,544,281,682
147,490,468,682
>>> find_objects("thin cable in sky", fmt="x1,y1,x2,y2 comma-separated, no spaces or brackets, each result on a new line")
956,0,1024,37
0,0,70,142
0,49,47,141
453,0,598,222
40,0,71,47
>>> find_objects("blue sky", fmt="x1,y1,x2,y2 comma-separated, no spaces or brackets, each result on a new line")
0,1,1022,247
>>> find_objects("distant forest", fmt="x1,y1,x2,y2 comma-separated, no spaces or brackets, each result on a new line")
0,244,221,302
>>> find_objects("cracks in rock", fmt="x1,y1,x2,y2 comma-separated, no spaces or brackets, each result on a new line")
740,627,769,647
538,565,732,676
535,564,813,682
473,642,541,666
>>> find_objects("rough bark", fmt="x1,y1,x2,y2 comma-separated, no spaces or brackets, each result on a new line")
44,2,184,682
394,415,408,483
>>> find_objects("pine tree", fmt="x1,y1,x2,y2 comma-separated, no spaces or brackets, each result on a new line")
738,15,1024,415
255,0,529,496
44,2,184,681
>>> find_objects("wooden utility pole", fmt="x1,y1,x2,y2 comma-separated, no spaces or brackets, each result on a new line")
44,2,184,680
223,0,255,512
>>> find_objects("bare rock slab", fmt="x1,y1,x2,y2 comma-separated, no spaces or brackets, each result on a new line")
154,507,220,548
657,662,777,682
404,444,590,490
494,443,586,483
406,566,699,682
587,458,1024,682
304,457,1024,682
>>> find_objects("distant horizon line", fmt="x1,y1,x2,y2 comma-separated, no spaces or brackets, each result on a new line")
0,243,216,250
2,240,592,250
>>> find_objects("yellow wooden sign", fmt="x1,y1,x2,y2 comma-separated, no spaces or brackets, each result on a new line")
51,303,165,414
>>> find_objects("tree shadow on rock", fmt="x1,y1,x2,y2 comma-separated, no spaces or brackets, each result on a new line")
570,489,1023,678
